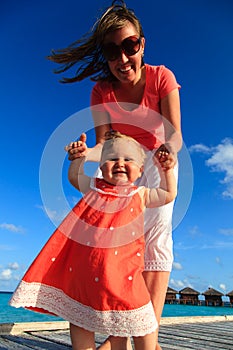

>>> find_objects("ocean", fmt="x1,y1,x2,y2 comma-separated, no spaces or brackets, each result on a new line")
1,292,233,324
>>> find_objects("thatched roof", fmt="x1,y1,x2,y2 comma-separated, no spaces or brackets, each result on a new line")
202,287,224,296
226,290,233,297
179,287,200,295
167,287,178,294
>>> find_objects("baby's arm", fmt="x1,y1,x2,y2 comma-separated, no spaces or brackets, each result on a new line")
144,166,177,208
68,157,91,194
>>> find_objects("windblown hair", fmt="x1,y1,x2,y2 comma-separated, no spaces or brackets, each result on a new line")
47,0,144,83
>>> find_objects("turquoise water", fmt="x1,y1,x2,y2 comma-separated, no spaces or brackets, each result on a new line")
0,292,62,323
1,292,233,324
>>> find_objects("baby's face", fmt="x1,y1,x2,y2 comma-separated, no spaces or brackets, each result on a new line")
100,138,144,186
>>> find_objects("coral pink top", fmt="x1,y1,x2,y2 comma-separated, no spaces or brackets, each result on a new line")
91,64,180,150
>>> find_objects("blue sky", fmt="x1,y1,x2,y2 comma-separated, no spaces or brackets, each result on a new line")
1,0,233,300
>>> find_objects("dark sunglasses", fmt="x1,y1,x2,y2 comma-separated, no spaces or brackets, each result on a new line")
102,36,141,61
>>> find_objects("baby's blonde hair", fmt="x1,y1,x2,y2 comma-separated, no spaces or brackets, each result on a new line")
102,130,146,165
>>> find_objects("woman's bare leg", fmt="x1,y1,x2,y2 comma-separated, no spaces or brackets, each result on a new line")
96,336,131,350
143,271,170,350
70,323,96,350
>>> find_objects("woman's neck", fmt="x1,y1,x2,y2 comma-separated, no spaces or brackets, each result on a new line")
113,66,146,106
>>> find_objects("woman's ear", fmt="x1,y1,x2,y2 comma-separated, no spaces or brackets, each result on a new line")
141,37,145,51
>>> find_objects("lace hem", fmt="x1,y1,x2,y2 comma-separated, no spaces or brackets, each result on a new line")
10,281,157,337
144,260,173,272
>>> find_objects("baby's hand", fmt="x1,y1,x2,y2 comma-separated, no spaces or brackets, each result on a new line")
65,133,88,160
154,144,177,170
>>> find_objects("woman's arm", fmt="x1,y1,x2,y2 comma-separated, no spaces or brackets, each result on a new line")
160,88,182,153
92,109,111,144
155,88,182,169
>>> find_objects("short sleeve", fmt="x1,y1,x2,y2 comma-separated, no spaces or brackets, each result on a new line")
91,82,108,113
91,83,103,106
156,65,181,99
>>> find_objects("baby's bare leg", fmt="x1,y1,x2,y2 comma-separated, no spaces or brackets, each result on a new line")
70,323,96,350
133,332,157,350
97,336,131,350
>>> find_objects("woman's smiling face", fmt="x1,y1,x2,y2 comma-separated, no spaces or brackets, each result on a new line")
103,21,145,85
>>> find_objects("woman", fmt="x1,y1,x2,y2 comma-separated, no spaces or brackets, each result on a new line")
48,1,182,349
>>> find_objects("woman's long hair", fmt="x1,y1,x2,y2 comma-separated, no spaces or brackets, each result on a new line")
47,0,144,83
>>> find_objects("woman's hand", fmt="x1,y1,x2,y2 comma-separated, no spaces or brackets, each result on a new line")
65,133,88,161
154,144,177,170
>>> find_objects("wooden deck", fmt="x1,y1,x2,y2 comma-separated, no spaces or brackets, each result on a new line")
0,316,233,349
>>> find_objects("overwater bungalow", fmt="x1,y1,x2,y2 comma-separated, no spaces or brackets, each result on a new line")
165,287,179,304
226,290,233,306
179,287,200,305
202,287,224,306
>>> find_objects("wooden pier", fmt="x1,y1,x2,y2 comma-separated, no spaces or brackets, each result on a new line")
0,316,233,349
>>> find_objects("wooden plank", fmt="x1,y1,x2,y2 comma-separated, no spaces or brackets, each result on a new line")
0,318,233,349
0,335,32,350
159,330,228,350
179,323,233,342
28,329,71,346
0,339,20,350
179,323,233,344
158,322,233,350
2,333,71,350
160,315,233,325
0,321,69,335
95,333,110,346
1,316,232,335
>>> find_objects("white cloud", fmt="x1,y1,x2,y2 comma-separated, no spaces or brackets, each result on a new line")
169,278,185,290
8,262,20,270
176,238,233,251
190,138,233,199
0,269,12,280
215,257,222,265
189,225,199,234
201,241,233,249
174,241,197,250
0,223,24,233
188,225,202,238
219,283,226,292
173,262,183,270
189,144,212,154
219,228,233,236
206,139,233,198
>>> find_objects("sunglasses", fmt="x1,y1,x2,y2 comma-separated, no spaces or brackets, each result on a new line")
102,36,141,61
